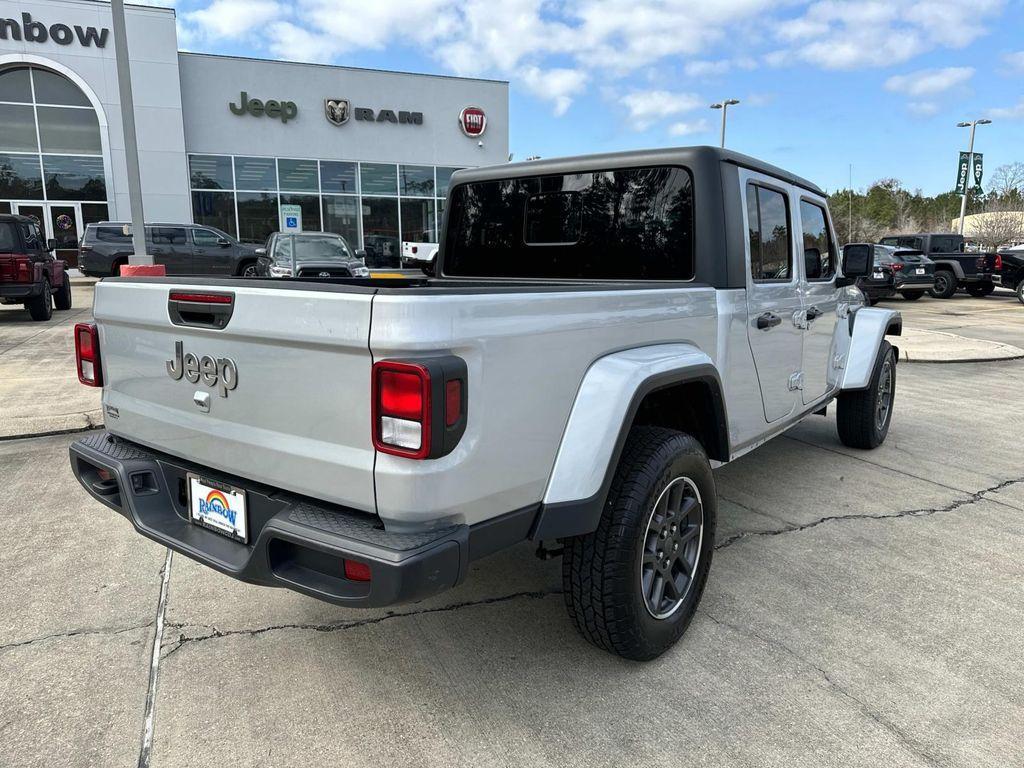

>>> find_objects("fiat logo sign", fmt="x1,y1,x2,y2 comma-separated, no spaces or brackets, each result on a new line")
459,106,487,137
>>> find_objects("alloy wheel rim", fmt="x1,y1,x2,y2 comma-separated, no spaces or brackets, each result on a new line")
640,476,704,620
876,359,893,430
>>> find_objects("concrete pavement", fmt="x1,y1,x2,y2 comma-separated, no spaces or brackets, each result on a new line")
2,356,1022,767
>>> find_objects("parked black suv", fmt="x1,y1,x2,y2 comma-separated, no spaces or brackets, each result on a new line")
878,233,997,298
78,222,259,277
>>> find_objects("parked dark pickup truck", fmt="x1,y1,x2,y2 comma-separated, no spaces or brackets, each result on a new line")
995,246,1024,304
0,213,72,321
878,233,997,298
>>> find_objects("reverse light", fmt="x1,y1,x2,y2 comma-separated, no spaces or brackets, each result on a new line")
75,322,102,386
371,357,468,460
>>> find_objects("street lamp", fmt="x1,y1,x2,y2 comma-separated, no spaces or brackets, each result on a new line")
709,99,740,148
956,118,992,236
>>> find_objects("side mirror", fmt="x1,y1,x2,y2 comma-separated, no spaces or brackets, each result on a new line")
355,248,367,260
218,238,231,247
46,238,58,251
254,247,266,257
838,243,871,286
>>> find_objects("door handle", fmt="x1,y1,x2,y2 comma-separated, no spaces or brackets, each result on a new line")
756,311,782,330
805,305,824,321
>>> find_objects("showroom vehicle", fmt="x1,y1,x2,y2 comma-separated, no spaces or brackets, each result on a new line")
0,214,72,321
878,232,997,298
362,235,399,268
69,147,900,660
254,232,370,278
79,222,260,277
873,245,935,301
995,246,1023,305
401,240,438,272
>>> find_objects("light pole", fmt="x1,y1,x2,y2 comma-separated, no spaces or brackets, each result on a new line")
956,118,991,236
110,0,151,265
709,99,740,148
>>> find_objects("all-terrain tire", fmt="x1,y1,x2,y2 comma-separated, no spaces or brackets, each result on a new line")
1017,280,1024,306
54,271,72,310
26,278,53,321
562,426,716,661
899,291,923,301
837,340,896,449
929,270,957,299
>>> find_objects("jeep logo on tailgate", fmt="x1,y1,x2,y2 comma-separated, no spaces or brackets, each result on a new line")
166,341,238,398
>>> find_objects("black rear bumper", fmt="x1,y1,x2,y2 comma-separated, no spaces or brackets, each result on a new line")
70,432,536,607
0,282,42,299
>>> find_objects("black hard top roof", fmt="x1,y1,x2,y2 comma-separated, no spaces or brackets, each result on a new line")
451,145,825,196
0,214,34,223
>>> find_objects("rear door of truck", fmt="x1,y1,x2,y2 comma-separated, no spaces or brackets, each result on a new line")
92,278,377,511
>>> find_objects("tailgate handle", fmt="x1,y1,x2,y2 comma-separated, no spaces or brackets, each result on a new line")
168,291,234,330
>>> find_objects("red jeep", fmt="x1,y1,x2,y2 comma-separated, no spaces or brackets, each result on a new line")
0,214,72,321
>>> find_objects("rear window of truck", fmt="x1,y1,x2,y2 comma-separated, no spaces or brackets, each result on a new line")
444,166,695,280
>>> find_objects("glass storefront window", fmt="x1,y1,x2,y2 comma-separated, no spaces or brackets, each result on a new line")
37,106,103,155
81,202,110,225
191,190,236,236
400,198,437,242
0,67,33,103
189,155,233,190
399,165,434,197
323,195,360,249
360,163,397,195
435,167,463,198
236,192,278,243
362,197,399,264
278,159,319,192
42,156,106,201
32,68,91,107
233,157,277,191
280,193,321,231
0,153,44,199
321,161,358,194
0,105,40,152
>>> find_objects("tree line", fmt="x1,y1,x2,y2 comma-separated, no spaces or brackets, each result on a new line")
827,161,1024,248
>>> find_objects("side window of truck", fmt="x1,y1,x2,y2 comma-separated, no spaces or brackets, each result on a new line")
0,222,17,252
746,184,792,282
20,222,42,251
799,200,836,281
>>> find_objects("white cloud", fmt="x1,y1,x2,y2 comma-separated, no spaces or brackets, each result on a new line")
907,101,940,116
668,118,711,136
185,0,282,40
884,67,974,97
265,21,337,64
622,90,704,130
1003,51,1024,72
991,99,1024,120
518,67,588,116
683,57,757,78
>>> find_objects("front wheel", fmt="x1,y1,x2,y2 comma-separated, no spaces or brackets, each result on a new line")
562,426,716,660
837,340,896,449
238,260,258,278
929,271,957,299
54,271,73,310
26,279,53,321
1017,280,1024,306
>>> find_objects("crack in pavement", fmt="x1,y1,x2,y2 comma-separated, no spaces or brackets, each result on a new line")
160,589,563,659
699,610,945,768
715,476,1024,551
0,622,153,653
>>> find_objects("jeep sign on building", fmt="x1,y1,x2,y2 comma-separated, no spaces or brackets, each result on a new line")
0,0,509,260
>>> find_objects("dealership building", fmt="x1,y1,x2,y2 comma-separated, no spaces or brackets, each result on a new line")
0,0,509,263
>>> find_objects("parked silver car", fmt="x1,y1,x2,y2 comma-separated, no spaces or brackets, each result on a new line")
255,231,370,278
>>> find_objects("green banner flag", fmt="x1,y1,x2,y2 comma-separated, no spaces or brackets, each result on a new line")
955,151,970,195
972,152,983,192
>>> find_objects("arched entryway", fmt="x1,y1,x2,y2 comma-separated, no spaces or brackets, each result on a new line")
0,61,111,266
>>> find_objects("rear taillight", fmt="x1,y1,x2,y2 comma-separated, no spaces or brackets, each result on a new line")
890,262,904,271
994,254,1002,270
372,357,468,460
75,322,102,386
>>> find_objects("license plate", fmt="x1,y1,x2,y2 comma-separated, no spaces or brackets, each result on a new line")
188,474,248,543
915,268,925,275
872,272,884,279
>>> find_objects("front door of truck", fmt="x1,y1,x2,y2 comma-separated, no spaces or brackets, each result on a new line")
743,177,803,423
797,198,840,404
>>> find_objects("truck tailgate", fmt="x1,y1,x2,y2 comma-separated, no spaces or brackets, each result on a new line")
92,280,376,512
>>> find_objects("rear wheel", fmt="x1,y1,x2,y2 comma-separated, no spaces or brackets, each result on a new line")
837,340,895,449
900,291,923,301
112,258,128,277
1017,280,1024,306
562,426,716,660
54,271,72,310
929,270,957,299
26,278,53,321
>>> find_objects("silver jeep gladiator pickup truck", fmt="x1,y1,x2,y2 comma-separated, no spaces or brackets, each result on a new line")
70,147,899,660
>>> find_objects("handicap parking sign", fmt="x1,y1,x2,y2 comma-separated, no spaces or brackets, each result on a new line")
280,205,303,232
286,216,297,227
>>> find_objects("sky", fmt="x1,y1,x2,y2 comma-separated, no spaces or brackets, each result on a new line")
155,0,1024,195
